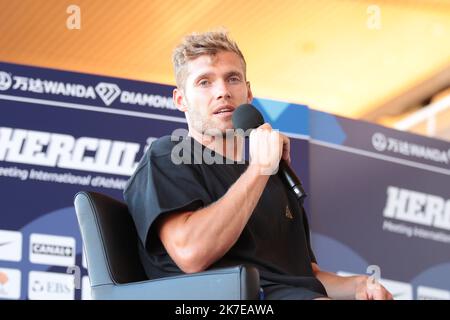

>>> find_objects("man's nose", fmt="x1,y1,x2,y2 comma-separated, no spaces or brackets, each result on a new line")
214,80,231,100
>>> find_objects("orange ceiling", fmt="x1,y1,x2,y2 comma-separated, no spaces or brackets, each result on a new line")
1,0,449,119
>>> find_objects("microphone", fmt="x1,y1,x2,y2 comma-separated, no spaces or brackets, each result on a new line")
232,104,307,203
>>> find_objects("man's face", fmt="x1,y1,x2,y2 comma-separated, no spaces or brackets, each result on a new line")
174,51,253,136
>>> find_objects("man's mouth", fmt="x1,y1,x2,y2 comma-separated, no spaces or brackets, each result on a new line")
213,105,234,115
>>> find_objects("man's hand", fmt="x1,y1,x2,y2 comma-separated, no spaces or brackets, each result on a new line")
249,123,290,175
355,275,394,300
312,263,394,300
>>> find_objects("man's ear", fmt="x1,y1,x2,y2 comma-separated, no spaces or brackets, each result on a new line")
246,81,253,103
173,88,187,112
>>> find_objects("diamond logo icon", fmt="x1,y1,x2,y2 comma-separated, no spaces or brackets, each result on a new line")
0,71,12,91
95,82,121,106
372,132,387,152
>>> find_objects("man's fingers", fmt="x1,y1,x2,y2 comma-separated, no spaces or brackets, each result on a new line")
250,123,291,175
258,122,272,131
355,289,369,300
280,133,290,163
371,288,384,300
369,285,394,300
257,124,290,164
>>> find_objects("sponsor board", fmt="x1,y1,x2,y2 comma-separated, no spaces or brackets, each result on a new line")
28,271,75,300
0,230,22,262
0,268,21,300
29,233,76,267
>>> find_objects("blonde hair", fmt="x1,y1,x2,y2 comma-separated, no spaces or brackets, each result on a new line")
172,30,246,89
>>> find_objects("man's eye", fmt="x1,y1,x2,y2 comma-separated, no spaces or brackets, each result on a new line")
198,80,209,87
229,77,241,83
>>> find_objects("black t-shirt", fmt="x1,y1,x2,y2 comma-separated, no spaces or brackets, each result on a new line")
123,135,327,299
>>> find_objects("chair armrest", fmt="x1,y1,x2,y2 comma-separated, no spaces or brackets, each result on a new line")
91,265,260,300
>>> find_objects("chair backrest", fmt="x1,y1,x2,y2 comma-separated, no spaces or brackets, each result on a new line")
74,191,148,287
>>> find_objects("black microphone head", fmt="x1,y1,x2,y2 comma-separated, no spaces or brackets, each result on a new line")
232,103,265,131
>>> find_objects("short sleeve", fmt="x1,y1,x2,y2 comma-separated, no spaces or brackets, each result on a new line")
123,146,212,248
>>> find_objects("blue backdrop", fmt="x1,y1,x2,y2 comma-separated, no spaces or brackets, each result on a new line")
1,62,449,300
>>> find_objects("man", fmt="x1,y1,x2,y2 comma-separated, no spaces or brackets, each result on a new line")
124,30,393,300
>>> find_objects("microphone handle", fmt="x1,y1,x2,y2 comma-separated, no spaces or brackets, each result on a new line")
278,160,307,203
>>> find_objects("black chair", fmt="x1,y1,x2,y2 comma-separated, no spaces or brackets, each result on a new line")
73,191,260,299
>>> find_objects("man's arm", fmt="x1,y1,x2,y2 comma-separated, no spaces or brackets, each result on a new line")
158,124,287,273
158,164,269,273
312,263,393,300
